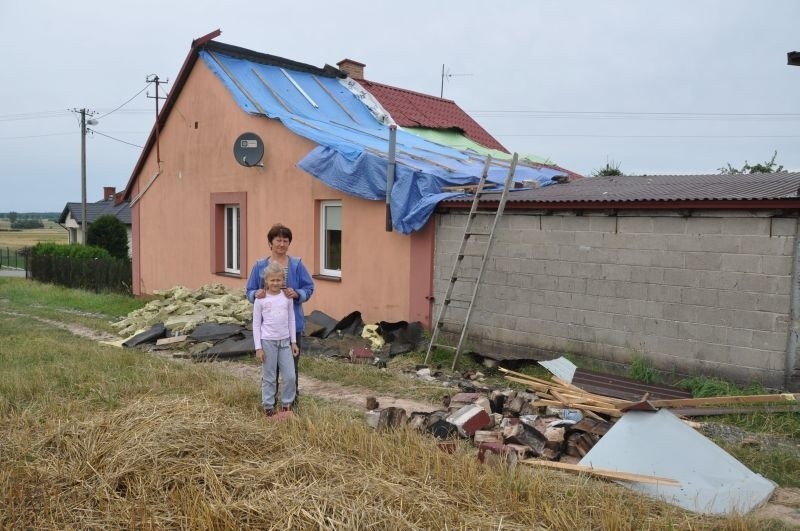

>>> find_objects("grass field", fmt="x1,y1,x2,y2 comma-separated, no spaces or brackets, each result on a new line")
0,223,68,251
0,278,780,529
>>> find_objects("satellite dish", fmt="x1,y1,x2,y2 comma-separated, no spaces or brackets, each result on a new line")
233,132,265,167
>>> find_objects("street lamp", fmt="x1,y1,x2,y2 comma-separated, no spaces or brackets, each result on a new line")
79,109,98,245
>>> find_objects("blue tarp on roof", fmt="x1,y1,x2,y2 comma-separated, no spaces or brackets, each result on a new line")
200,48,563,233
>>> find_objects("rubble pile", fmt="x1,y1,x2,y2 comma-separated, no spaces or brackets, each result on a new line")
368,386,610,467
112,284,253,337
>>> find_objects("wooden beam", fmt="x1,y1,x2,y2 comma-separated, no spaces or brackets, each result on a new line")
521,459,681,486
645,393,799,409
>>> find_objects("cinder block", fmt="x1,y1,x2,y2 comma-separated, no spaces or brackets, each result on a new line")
721,253,763,274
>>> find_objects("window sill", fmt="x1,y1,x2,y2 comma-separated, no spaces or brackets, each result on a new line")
313,274,342,283
216,272,243,279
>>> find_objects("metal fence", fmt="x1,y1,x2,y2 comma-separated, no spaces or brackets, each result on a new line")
0,247,26,270
28,254,131,294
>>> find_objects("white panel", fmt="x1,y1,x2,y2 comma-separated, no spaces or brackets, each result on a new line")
580,409,775,515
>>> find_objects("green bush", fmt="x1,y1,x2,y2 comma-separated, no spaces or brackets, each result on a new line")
31,242,112,260
87,215,129,259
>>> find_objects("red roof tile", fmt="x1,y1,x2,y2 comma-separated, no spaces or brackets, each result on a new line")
358,79,508,153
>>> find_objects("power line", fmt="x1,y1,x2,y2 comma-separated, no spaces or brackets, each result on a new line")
0,132,75,140
0,110,73,122
496,133,800,138
96,83,152,119
87,128,143,148
469,109,800,117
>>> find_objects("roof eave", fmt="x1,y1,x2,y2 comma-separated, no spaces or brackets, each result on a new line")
438,198,800,212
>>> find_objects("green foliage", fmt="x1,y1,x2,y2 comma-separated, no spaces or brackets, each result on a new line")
10,219,43,229
87,215,128,259
718,150,785,174
28,243,130,294
678,375,767,397
7,211,18,223
31,242,111,259
628,356,661,384
592,160,623,177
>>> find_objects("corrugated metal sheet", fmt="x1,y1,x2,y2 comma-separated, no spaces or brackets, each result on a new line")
571,369,692,401
444,172,800,205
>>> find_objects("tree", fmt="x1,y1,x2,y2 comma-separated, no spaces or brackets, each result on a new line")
592,160,623,177
7,211,18,224
87,215,129,260
718,150,785,175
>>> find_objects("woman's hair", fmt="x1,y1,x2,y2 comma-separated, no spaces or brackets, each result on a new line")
267,223,292,244
263,261,285,282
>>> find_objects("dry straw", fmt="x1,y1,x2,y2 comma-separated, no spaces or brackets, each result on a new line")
1,396,755,530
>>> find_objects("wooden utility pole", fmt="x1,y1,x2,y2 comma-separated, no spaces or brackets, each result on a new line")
147,75,169,164
80,108,87,244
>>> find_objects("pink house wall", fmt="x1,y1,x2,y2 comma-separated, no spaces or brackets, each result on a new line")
128,60,433,325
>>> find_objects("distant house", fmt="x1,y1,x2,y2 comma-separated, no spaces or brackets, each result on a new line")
58,186,132,255
121,30,575,324
434,172,800,390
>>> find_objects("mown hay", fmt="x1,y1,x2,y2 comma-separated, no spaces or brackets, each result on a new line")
0,396,755,530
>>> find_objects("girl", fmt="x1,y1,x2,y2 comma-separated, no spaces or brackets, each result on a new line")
253,261,299,416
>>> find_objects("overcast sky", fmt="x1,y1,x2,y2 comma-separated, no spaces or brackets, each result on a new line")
2,1,799,212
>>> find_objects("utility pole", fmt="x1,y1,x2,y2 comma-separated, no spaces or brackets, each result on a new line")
73,108,97,245
80,108,87,245
147,75,169,164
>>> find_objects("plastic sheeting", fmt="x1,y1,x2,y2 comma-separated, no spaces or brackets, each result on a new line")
200,49,565,233
580,409,775,515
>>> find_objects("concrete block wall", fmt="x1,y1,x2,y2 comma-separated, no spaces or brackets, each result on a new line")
433,210,798,388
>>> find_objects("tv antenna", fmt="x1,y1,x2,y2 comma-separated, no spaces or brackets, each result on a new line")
440,64,473,98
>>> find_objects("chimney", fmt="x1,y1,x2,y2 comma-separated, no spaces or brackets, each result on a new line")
337,58,366,80
103,186,116,201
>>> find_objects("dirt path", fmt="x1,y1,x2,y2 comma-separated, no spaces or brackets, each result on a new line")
12,312,438,415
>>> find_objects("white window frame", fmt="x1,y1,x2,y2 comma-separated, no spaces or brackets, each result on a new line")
320,200,342,277
224,204,240,274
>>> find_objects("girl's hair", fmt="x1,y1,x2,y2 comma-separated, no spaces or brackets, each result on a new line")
263,261,285,282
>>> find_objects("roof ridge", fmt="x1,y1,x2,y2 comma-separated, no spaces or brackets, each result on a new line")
361,79,456,104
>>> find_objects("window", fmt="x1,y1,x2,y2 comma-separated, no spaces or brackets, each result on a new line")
224,205,240,274
210,192,247,277
320,200,341,277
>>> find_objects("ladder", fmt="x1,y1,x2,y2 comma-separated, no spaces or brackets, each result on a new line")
424,153,519,370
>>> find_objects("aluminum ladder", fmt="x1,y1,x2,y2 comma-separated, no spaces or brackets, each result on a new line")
424,153,519,370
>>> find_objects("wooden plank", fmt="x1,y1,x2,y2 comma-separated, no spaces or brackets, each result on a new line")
647,393,799,409
156,335,188,346
532,398,622,418
521,459,681,486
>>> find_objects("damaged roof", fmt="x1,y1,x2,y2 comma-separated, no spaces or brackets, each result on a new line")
357,79,508,152
124,30,573,233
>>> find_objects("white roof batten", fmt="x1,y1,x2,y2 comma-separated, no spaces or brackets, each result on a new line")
280,68,319,109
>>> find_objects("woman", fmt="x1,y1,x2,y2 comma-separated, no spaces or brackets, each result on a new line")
246,223,314,404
